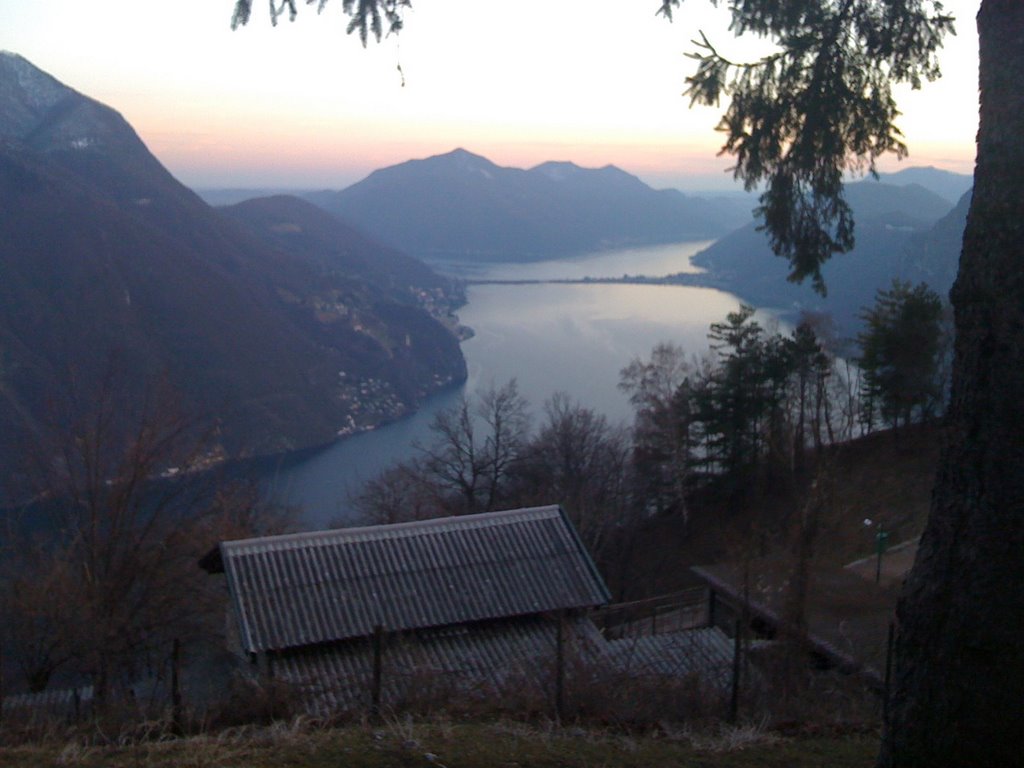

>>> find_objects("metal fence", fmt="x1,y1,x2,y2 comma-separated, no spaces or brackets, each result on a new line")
595,587,710,638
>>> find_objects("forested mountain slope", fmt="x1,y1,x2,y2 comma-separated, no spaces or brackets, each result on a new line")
0,53,465,491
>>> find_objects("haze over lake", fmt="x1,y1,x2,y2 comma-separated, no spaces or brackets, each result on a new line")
436,240,713,281
263,239,778,527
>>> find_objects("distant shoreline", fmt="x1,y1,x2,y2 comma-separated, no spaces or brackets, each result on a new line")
463,272,720,288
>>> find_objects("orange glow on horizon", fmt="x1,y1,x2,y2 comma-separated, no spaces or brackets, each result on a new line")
21,0,975,192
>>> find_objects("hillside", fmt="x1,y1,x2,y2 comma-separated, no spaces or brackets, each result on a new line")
615,423,941,602
307,149,752,264
873,166,973,205
899,190,970,292
219,194,457,303
0,54,466,490
683,181,963,339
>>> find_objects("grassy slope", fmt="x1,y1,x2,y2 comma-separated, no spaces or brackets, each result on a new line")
0,721,877,768
612,423,940,600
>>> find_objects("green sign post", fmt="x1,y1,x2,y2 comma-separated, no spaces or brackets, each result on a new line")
875,526,890,584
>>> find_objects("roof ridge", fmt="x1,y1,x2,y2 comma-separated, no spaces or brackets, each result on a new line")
221,505,564,551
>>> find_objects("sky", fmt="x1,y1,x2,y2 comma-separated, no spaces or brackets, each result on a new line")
1,0,981,192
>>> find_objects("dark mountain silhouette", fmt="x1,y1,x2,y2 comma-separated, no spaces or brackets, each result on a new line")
686,180,963,340
898,190,970,295
306,149,752,264
0,53,465,488
873,166,973,206
197,188,305,206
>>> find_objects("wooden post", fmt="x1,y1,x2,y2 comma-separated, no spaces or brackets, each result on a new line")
729,618,742,723
883,622,895,738
875,526,889,584
171,638,183,735
554,611,566,724
707,589,717,628
371,625,383,722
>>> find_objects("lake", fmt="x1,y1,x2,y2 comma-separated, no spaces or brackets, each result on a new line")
263,240,775,527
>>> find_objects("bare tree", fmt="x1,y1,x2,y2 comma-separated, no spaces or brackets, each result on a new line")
514,393,635,557
350,461,439,525
0,544,79,693
0,365,289,702
477,380,530,512
415,380,529,515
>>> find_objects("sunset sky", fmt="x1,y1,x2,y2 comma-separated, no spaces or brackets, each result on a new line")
2,0,980,192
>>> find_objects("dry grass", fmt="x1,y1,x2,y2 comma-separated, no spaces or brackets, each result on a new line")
0,717,879,767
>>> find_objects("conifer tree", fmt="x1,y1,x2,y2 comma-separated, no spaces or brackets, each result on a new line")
857,280,945,430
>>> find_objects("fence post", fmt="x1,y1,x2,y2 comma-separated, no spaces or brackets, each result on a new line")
729,618,742,723
554,611,566,724
171,638,183,735
371,625,384,722
883,622,895,738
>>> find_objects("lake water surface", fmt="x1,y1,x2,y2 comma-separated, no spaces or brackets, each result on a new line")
264,240,773,527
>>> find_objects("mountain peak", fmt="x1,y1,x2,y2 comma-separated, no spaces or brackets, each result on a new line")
428,147,489,164
446,147,483,159
410,147,502,181
0,53,152,170
529,160,640,187
435,147,497,168
531,160,583,181
0,51,73,124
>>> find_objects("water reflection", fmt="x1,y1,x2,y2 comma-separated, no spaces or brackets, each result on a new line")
459,282,747,424
443,240,712,281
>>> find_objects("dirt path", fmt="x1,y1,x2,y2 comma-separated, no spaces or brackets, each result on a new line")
844,538,920,587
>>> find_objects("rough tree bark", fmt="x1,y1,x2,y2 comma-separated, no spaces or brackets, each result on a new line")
879,1,1024,765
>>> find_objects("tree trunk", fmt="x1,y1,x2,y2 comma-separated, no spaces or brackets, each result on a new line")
878,2,1024,765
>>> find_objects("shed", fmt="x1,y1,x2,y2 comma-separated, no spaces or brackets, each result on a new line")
204,505,613,712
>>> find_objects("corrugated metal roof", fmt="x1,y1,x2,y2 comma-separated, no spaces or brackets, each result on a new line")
606,627,735,691
220,505,611,653
1,686,94,722
274,615,607,714
269,621,738,715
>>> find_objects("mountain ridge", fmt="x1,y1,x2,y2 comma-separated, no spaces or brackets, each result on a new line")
872,166,973,205
306,148,753,264
684,179,965,339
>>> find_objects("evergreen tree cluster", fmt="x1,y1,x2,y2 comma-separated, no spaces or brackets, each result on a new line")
857,280,947,431
621,306,840,518
621,291,948,523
